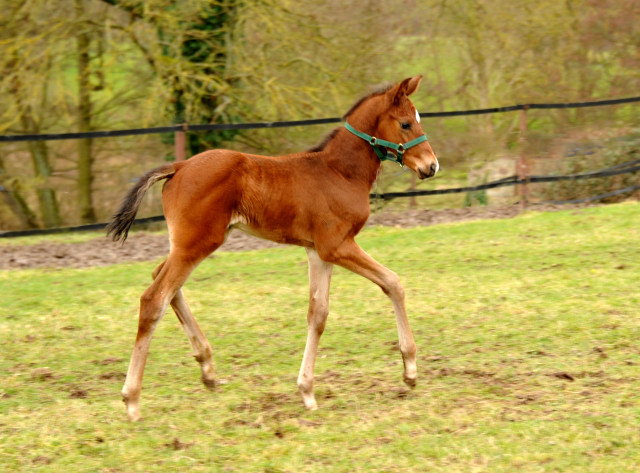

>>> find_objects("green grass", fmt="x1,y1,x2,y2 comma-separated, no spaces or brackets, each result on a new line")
1,202,640,472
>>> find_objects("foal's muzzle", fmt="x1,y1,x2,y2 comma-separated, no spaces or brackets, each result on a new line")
418,161,439,180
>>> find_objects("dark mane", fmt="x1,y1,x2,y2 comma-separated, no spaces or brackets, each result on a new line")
308,83,394,153
341,82,394,120
307,128,340,153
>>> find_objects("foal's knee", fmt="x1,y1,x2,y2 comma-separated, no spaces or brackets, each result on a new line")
139,288,168,325
309,318,327,337
381,270,404,300
308,298,329,335
140,289,157,308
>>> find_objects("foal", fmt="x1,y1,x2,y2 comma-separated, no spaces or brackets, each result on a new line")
107,75,438,421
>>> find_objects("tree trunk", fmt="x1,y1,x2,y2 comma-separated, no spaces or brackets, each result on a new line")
0,157,39,229
27,140,61,228
19,115,62,228
76,0,96,223
9,51,62,228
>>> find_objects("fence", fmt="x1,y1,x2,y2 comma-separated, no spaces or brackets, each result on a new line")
1,96,639,237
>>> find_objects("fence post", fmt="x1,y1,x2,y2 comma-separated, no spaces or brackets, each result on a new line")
174,123,187,161
517,106,529,208
409,173,417,208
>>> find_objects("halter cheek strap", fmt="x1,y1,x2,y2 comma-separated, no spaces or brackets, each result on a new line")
344,122,428,166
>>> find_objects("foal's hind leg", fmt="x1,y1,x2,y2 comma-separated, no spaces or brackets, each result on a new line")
297,248,333,410
172,289,217,388
121,252,200,421
152,262,216,388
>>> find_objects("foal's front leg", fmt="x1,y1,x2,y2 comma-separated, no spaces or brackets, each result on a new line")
297,248,333,410
326,239,417,387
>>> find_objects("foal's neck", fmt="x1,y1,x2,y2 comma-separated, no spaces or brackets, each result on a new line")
322,127,381,189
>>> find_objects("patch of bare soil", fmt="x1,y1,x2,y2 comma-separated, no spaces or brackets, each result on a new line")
0,204,591,270
0,230,282,270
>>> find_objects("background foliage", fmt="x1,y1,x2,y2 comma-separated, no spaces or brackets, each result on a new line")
0,0,639,229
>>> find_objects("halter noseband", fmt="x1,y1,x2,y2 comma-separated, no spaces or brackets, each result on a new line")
344,122,428,166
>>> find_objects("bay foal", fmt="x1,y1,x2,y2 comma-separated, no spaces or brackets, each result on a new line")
107,76,439,421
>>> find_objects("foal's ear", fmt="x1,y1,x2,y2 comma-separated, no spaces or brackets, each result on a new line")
392,75,423,104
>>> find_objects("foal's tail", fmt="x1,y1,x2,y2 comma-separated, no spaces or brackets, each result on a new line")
106,163,176,243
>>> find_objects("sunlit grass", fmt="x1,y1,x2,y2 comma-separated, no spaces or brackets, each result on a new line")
1,202,639,472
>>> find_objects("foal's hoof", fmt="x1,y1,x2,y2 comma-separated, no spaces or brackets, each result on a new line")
202,377,217,390
403,375,417,388
124,401,142,422
122,393,142,422
303,398,318,411
298,385,318,410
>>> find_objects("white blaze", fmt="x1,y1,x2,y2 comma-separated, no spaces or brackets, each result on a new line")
415,109,421,123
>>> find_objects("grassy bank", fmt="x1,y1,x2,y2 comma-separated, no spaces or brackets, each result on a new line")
1,202,639,472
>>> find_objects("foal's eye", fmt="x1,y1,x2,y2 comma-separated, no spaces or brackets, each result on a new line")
401,122,411,130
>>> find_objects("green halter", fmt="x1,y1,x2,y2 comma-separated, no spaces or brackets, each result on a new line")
344,122,428,166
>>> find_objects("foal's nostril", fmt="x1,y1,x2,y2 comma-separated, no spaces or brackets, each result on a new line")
430,162,437,175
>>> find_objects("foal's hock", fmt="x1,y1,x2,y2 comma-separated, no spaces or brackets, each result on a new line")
107,76,439,421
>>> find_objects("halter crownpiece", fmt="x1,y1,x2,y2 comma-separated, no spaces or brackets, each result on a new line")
344,122,428,166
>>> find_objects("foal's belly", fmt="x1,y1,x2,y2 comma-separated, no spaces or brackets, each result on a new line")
228,218,314,248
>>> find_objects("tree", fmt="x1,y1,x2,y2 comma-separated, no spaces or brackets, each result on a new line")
0,0,160,227
1,1,63,227
0,156,39,229
225,0,402,153
100,0,241,155
75,0,97,223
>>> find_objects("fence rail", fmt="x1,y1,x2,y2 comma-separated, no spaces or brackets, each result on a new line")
1,158,639,238
1,95,639,237
1,96,639,143
377,159,640,200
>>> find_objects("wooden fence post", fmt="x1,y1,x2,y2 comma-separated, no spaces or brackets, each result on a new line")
409,173,417,208
517,106,529,208
174,123,187,161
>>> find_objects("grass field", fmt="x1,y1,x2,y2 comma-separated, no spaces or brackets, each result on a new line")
1,202,639,472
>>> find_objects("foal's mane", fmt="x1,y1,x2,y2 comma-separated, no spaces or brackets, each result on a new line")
307,82,394,153
341,82,394,120
307,128,340,153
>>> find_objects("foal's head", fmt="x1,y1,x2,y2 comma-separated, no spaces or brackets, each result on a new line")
349,75,439,179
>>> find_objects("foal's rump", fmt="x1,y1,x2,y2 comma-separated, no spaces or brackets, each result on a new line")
106,149,241,245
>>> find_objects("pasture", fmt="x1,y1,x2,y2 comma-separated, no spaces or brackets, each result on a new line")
1,202,639,472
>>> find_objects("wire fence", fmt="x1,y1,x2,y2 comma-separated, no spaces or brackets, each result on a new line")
1,96,639,143
1,96,639,237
